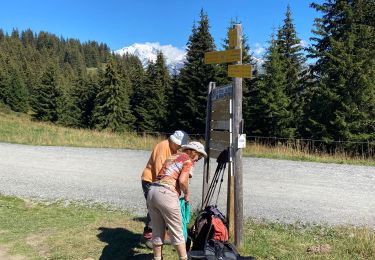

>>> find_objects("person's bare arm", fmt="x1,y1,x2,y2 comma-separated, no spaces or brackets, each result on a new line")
179,166,191,202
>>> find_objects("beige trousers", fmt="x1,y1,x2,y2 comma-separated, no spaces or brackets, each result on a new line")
147,185,185,246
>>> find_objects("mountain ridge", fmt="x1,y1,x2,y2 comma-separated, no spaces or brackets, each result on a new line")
115,42,264,73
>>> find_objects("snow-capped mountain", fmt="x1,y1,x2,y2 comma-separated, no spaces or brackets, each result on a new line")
115,42,186,72
115,42,265,74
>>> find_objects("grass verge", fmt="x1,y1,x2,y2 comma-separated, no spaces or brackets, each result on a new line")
0,106,162,151
0,105,374,166
0,195,374,260
244,143,375,167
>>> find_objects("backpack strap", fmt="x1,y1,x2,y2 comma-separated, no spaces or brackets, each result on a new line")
224,242,240,256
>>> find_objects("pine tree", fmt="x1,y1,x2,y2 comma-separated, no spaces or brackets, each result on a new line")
55,80,82,127
249,33,293,138
166,68,180,132
135,52,171,132
0,27,118,127
305,0,375,141
4,69,28,112
124,54,146,131
71,75,100,128
93,60,134,131
0,57,9,104
277,5,307,136
31,67,62,122
174,9,218,134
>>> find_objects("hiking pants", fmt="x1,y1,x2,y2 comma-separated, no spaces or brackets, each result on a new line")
142,180,152,229
147,185,185,246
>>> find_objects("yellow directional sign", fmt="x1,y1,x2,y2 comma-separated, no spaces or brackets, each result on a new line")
228,64,252,78
204,49,241,64
229,28,238,48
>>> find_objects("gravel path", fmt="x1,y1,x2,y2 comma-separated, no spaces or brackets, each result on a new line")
1,142,374,227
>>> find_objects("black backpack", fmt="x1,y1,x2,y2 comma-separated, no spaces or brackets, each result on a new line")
187,206,256,260
187,205,228,251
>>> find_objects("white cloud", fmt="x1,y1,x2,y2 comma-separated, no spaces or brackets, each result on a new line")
297,39,310,49
253,43,266,57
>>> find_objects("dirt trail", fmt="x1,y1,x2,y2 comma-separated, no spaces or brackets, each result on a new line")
1,142,374,226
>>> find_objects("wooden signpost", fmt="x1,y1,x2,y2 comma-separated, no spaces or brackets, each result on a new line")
203,24,250,247
228,64,252,78
228,28,237,48
231,24,244,247
209,84,232,160
204,49,241,64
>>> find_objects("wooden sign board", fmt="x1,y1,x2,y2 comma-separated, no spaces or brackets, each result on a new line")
209,148,223,159
211,120,231,131
204,49,241,64
211,110,231,121
211,130,231,143
229,28,238,48
210,140,230,151
212,84,233,101
228,64,252,78
212,99,231,114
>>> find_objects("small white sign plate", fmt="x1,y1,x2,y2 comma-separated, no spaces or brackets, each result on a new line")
238,134,246,149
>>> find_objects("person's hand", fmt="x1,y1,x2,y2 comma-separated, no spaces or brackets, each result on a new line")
184,194,190,203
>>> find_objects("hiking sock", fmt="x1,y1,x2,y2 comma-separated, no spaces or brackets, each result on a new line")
179,256,188,260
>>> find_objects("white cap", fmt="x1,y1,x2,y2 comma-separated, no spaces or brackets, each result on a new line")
169,130,189,146
181,141,207,158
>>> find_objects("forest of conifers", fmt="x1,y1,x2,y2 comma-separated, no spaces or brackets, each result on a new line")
0,1,374,148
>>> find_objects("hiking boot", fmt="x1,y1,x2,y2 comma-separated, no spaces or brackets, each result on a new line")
163,231,171,245
163,237,171,245
145,239,153,249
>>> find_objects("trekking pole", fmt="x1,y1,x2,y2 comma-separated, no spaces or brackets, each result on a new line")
215,163,227,207
203,166,220,208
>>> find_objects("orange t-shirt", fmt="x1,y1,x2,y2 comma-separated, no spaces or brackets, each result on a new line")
141,139,172,183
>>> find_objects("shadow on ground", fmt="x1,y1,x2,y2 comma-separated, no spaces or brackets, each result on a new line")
97,227,153,260
132,216,147,223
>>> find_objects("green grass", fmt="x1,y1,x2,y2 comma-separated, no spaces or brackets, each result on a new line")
0,103,374,166
0,104,162,150
244,143,375,167
0,195,374,260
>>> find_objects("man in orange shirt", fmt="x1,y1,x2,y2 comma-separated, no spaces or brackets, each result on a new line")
141,130,189,241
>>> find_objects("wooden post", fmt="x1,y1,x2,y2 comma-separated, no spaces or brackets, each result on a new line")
232,24,244,247
227,159,235,238
202,82,215,208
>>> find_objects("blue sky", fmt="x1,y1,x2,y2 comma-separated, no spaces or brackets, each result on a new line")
1,0,324,57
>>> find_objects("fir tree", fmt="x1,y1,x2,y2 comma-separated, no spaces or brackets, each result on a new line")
124,54,146,131
174,9,218,133
0,27,116,126
72,76,101,128
0,58,9,103
54,79,82,128
277,5,307,136
305,0,375,141
135,52,171,132
93,60,134,131
166,67,180,132
4,69,28,112
31,67,62,122
249,33,293,138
